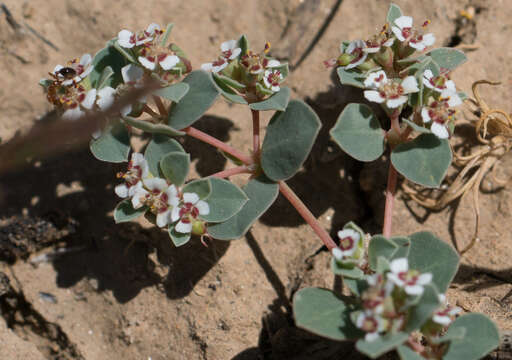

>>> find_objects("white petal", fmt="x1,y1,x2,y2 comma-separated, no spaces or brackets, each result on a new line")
409,41,426,51
423,33,436,47
81,89,97,109
445,80,456,92
432,314,451,326
356,313,365,328
363,46,380,53
229,47,241,60
131,188,148,209
171,206,181,222
175,220,192,233
386,96,408,108
383,38,395,47
346,40,364,54
395,16,413,29
405,284,424,295
120,104,132,117
392,26,406,42
365,332,380,342
138,56,156,70
144,177,167,192
221,39,237,52
62,107,83,121
345,52,367,69
332,248,343,261
115,184,129,198
159,55,180,70
80,65,93,79
364,70,387,88
212,62,228,73
266,59,280,68
53,64,63,74
339,247,357,257
166,184,178,199
128,182,143,197
271,85,280,92
390,258,408,273
201,62,213,71
117,30,134,48
417,273,433,285
364,90,386,104
438,294,446,304
337,229,360,242
431,122,449,139
156,210,170,228
421,107,431,123
195,200,210,215
80,53,92,66
146,23,160,34
401,76,419,93
387,273,405,287
183,192,199,204
442,89,462,107
97,86,116,110
131,152,144,164
121,64,144,83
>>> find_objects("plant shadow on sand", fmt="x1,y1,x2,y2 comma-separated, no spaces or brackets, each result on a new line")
0,115,235,303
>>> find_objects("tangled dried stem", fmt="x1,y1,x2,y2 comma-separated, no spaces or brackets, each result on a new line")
403,80,512,254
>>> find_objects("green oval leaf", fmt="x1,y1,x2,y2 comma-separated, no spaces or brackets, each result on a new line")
404,284,440,332
389,236,411,260
90,45,128,89
330,103,385,162
114,199,147,223
427,48,468,71
293,288,362,341
391,133,452,188
368,235,398,271
261,100,321,181
154,82,190,103
407,232,459,293
386,3,403,23
212,74,247,104
144,135,184,177
337,68,366,89
443,314,500,360
207,175,278,240
331,259,365,279
167,70,219,129
168,224,191,247
249,87,291,112
90,122,130,163
160,151,190,187
202,178,248,223
356,332,409,359
397,345,424,360
183,178,212,200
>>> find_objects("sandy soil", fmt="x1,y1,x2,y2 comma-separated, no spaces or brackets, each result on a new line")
0,0,511,359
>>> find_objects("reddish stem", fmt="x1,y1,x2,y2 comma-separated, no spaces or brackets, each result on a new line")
278,181,337,250
210,166,251,178
383,111,401,238
183,126,252,165
383,163,398,238
153,95,168,117
252,109,260,157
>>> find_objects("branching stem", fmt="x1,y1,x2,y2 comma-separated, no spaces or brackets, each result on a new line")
383,111,401,237
278,181,337,250
210,166,251,178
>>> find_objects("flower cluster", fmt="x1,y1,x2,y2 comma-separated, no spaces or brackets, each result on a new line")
116,153,210,235
332,228,364,265
329,13,463,139
351,258,433,342
201,39,287,101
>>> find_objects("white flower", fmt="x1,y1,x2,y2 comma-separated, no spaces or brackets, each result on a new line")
264,59,281,68
171,192,210,234
117,23,160,48
440,88,463,108
263,68,283,92
391,16,435,51
132,178,179,228
220,39,241,60
364,30,395,53
201,58,228,73
421,99,457,139
96,86,116,111
356,312,385,342
342,40,368,70
119,64,147,116
115,153,149,199
332,229,361,259
432,294,461,326
53,53,94,85
62,88,97,120
138,53,180,71
387,258,432,296
364,72,419,108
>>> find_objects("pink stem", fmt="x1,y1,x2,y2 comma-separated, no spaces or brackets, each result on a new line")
210,166,251,178
278,181,337,250
183,126,252,165
383,163,398,238
252,109,260,157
